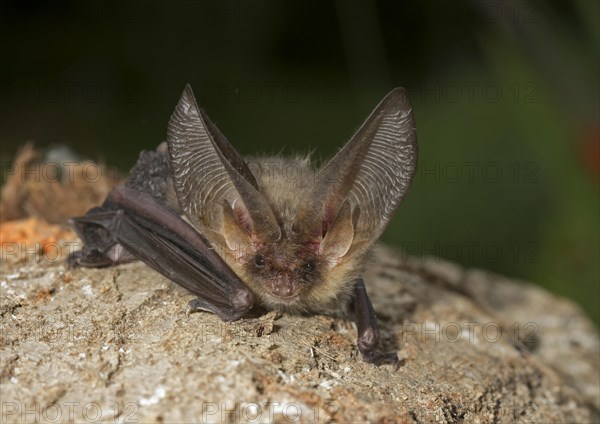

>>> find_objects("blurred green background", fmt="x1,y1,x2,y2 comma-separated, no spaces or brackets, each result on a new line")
1,1,598,323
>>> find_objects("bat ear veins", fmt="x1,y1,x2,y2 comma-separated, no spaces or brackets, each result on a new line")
166,84,282,243
319,200,357,259
313,87,418,248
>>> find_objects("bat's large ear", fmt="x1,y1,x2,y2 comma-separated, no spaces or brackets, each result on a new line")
166,84,281,242
314,88,418,256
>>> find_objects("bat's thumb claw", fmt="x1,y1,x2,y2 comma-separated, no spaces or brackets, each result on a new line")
186,297,211,317
186,298,202,317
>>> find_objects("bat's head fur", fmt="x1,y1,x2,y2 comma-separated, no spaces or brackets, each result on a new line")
166,85,418,314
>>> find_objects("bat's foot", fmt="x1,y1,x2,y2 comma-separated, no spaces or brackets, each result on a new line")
361,350,402,367
67,250,84,268
358,332,398,366
68,211,136,268
358,330,402,367
67,244,134,268
67,247,115,268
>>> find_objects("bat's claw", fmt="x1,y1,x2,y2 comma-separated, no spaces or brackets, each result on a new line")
186,297,208,317
185,302,195,317
66,250,83,268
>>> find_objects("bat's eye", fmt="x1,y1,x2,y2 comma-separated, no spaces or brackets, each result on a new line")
255,254,266,268
303,261,315,273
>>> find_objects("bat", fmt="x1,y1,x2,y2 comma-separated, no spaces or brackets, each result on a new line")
68,84,418,363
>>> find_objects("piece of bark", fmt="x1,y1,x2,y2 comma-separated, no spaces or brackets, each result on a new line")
0,245,598,423
0,144,117,224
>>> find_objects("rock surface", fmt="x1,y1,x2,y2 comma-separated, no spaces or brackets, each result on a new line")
1,245,598,423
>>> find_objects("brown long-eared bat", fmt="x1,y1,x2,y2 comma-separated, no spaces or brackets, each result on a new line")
69,84,418,363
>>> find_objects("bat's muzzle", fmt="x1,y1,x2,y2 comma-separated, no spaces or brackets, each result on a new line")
267,276,297,299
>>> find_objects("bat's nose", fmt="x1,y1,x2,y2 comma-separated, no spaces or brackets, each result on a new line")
271,283,294,297
269,277,296,298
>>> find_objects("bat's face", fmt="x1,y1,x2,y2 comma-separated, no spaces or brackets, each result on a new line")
203,157,364,312
247,242,320,300
165,86,417,314
238,239,331,309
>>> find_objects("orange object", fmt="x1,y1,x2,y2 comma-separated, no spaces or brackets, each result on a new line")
0,217,76,255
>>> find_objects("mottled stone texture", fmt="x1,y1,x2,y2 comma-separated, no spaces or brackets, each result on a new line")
1,245,598,423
